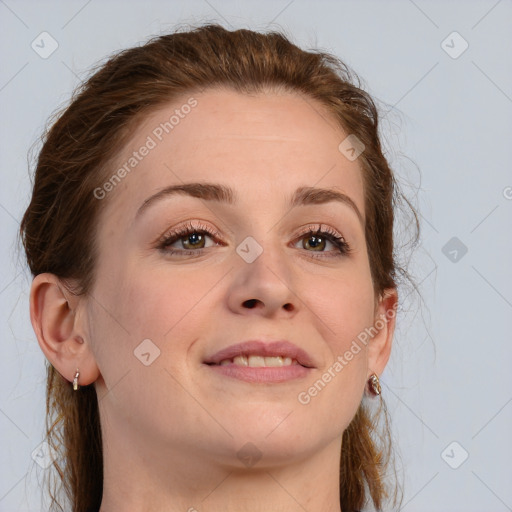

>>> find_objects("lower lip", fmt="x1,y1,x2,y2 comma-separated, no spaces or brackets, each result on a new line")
205,363,312,383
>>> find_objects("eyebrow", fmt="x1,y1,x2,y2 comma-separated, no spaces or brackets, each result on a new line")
135,182,364,226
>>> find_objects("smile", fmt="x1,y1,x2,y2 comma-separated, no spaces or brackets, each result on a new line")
217,355,300,367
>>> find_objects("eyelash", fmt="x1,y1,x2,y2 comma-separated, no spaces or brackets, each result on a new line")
156,221,352,259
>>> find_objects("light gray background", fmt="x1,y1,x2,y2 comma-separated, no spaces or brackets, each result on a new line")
1,1,511,511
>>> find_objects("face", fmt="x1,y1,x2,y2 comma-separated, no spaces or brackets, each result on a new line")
83,87,382,467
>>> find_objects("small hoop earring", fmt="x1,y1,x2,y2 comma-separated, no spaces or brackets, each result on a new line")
73,369,80,391
367,372,381,396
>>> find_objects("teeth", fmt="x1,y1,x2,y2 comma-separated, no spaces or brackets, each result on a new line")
248,355,265,367
264,356,284,367
233,355,249,366
218,355,298,367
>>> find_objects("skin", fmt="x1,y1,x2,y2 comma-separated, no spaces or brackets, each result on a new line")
30,87,397,512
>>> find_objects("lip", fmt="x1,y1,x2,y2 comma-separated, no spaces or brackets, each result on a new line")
203,340,316,368
203,341,316,383
206,363,311,383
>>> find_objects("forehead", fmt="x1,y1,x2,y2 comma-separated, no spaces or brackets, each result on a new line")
99,87,366,225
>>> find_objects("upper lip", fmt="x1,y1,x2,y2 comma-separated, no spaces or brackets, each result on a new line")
203,340,316,368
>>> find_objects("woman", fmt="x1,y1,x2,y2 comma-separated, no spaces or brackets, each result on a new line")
20,23,418,512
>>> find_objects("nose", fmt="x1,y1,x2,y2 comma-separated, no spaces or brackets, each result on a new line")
226,245,298,317
242,297,294,312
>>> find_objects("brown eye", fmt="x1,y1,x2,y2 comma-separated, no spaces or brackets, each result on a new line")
293,225,351,258
302,233,328,251
157,221,222,257
179,232,207,250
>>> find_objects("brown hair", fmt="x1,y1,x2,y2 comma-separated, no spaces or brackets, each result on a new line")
20,23,418,512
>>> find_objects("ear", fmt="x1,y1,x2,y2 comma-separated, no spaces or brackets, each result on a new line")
367,287,398,377
29,273,100,387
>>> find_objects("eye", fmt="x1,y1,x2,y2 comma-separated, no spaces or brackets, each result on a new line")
157,221,222,257
292,224,351,258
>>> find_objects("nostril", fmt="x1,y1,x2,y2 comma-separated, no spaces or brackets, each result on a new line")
243,299,259,308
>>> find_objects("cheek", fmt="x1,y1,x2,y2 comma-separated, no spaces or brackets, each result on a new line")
296,287,371,435
88,262,216,382
93,255,203,336
301,273,374,411
311,270,375,353
121,266,215,341
87,266,212,432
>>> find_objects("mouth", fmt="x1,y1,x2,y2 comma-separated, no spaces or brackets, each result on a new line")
203,340,315,383
214,354,302,367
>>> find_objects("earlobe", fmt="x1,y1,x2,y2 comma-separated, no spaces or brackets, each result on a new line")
367,287,398,377
29,273,99,386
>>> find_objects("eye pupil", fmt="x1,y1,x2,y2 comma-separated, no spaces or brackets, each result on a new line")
184,232,205,249
305,234,325,251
